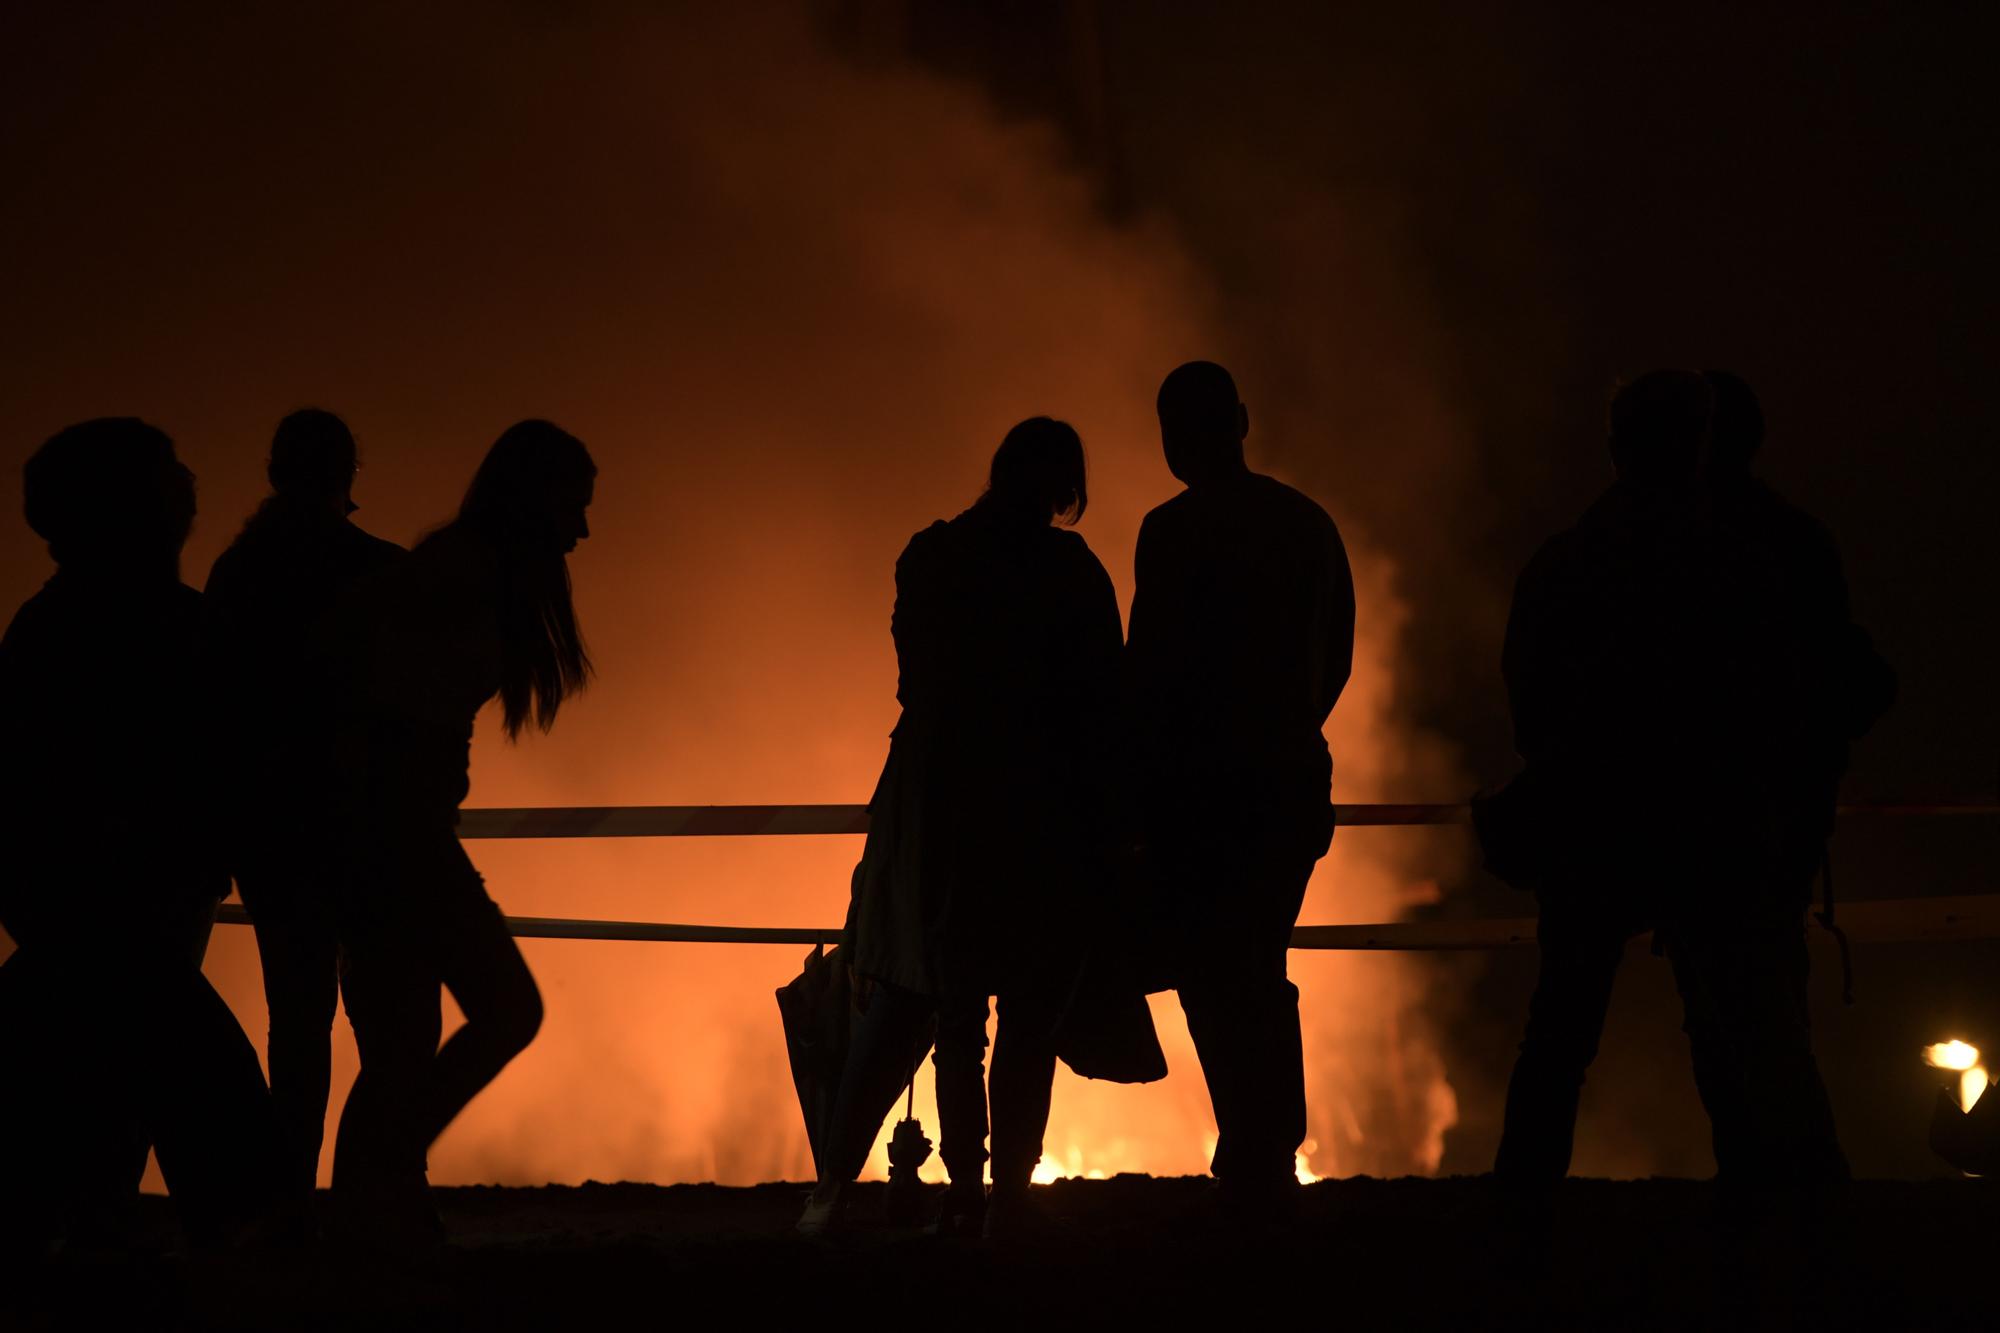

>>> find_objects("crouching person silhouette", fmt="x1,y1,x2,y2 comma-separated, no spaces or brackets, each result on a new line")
1127,362,1355,1217
0,419,281,1257
803,418,1126,1239
329,421,592,1253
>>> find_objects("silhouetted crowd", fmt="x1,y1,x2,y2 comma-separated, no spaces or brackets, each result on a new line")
0,362,1890,1277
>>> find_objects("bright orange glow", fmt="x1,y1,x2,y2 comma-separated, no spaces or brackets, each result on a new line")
1924,1040,1980,1072
36,5,1467,1192
1924,1040,1987,1112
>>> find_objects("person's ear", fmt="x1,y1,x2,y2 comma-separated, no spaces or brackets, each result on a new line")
1236,402,1250,443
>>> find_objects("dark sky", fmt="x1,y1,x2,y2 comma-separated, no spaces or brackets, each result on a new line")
3,1,1996,1179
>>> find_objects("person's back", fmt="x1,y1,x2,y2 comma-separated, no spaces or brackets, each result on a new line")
1129,469,1353,824
895,503,1118,783
1126,361,1353,1211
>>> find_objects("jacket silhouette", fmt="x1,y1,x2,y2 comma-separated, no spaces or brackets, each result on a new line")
1493,370,1892,1190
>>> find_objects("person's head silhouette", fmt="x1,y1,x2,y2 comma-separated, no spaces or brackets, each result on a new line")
269,408,360,516
1701,370,1764,477
450,419,596,737
460,419,596,557
1608,370,1715,492
24,417,195,578
982,417,1088,525
1157,360,1249,487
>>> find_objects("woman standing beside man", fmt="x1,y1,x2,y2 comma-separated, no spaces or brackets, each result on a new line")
804,417,1129,1239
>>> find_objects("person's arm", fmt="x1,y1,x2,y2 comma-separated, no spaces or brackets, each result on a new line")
0,612,57,941
1797,516,1896,741
1501,549,1560,765
1314,516,1357,723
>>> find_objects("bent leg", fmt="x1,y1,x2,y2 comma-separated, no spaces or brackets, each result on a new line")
333,922,442,1189
142,967,283,1246
425,884,542,1153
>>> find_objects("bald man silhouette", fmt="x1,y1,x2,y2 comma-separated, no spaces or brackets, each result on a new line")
1127,361,1354,1211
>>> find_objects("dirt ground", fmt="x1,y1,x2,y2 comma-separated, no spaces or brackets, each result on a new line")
8,1175,1996,1330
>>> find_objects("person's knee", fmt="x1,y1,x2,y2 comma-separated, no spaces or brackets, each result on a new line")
1518,1017,1603,1073
510,978,545,1053
486,971,543,1057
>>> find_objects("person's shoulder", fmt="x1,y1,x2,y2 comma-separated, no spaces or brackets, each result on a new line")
1518,511,1602,591
0,583,60,654
204,539,246,591
1138,488,1195,535
1246,472,1342,545
341,520,410,566
1244,471,1326,516
902,518,953,552
1735,479,1836,549
1041,523,1111,575
895,518,954,571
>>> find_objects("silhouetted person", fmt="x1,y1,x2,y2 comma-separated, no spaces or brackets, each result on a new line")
1127,362,1355,1211
1492,371,1892,1198
0,419,280,1254
328,420,590,1252
805,418,1123,1238
205,409,406,1203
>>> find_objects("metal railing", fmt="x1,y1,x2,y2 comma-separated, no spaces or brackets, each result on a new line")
210,801,2000,950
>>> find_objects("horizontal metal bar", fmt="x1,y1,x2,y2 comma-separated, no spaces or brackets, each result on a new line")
211,893,2000,951
451,800,1998,839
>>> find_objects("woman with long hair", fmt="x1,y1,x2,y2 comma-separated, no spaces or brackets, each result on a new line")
802,417,1124,1238
330,419,595,1243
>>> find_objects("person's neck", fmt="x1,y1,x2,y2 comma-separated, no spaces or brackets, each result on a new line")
1184,456,1251,490
53,558,182,590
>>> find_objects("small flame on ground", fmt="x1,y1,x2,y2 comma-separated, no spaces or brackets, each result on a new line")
1030,1145,1111,1186
1925,1039,1989,1112
1295,1138,1321,1185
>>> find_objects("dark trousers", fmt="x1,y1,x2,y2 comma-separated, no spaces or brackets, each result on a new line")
240,871,340,1199
1494,902,1637,1183
332,831,541,1192
935,989,1063,1193
1495,898,1847,1189
1167,837,1318,1190
1664,917,1848,1188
